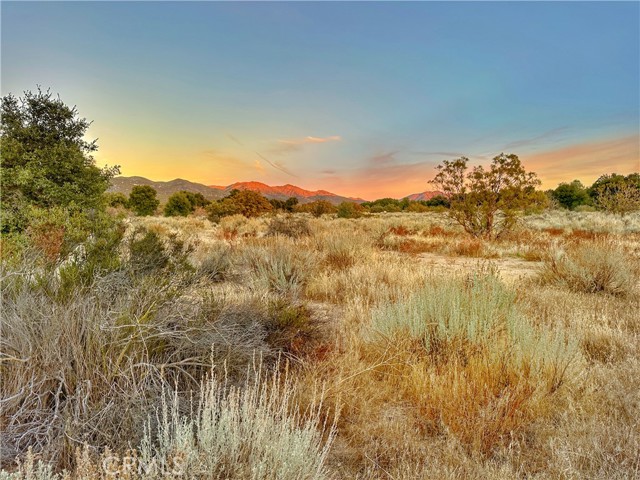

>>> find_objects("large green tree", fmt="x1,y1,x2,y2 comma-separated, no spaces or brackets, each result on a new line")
429,153,542,239
1,88,119,231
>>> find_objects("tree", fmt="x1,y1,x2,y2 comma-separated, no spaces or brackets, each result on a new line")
590,173,640,215
429,153,542,239
164,191,194,217
337,201,364,219
104,192,129,209
128,185,159,216
1,87,119,231
183,191,210,208
298,200,337,217
551,180,590,210
215,189,272,218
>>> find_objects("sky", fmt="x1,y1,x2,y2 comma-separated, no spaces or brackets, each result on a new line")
2,1,639,200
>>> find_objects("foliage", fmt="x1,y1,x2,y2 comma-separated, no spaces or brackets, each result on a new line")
104,192,129,209
552,180,591,210
269,197,299,212
540,241,636,296
128,185,160,216
267,215,312,238
297,200,337,217
336,201,365,219
430,153,542,238
163,191,194,217
423,195,450,208
207,190,272,221
590,173,640,215
0,88,119,232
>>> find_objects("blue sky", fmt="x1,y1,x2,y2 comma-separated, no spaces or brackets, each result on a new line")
2,1,639,198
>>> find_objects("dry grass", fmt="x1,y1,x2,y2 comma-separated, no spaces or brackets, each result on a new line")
539,240,638,296
2,210,639,479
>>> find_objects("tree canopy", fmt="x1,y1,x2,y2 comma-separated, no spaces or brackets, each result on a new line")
430,153,542,238
1,87,119,231
128,185,159,216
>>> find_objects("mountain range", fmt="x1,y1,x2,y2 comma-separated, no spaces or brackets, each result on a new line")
108,176,441,205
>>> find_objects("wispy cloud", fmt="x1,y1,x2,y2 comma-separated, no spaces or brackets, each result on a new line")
254,152,298,177
278,135,342,145
523,134,639,188
270,135,342,155
503,127,569,151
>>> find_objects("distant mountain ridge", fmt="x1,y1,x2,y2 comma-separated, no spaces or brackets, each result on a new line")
209,181,367,204
109,176,441,204
405,191,444,201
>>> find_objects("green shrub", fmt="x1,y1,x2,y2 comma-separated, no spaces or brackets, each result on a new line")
336,202,364,219
129,185,160,216
164,191,194,217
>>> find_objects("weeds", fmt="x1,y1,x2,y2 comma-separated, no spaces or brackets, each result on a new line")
540,241,637,296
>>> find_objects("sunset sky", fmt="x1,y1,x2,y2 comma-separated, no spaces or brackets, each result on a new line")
2,1,639,200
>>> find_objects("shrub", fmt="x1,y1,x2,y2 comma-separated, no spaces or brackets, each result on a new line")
369,273,577,454
164,191,194,217
0,253,280,470
197,243,232,281
129,185,160,216
267,215,312,238
297,200,337,218
244,241,316,298
336,202,364,219
540,242,636,296
104,192,129,209
138,368,335,480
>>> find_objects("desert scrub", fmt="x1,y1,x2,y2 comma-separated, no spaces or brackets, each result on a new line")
539,241,637,296
0,253,278,469
195,242,233,281
368,273,578,455
267,214,312,238
1,370,336,480
136,368,335,480
243,239,317,298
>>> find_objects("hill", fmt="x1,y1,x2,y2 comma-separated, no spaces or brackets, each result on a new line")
405,190,444,201
108,177,225,203
210,181,366,204
109,177,365,205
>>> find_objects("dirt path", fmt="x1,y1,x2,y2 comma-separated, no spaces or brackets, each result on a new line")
418,253,543,283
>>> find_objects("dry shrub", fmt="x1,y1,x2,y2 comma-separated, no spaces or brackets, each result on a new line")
544,227,565,237
387,225,414,237
315,232,367,271
267,215,312,238
567,229,609,241
2,369,336,480
0,259,280,469
243,240,317,298
450,238,486,257
26,222,65,264
540,242,636,296
395,238,440,255
367,274,577,456
197,243,233,281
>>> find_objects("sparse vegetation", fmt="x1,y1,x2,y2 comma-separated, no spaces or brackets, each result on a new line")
2,209,639,479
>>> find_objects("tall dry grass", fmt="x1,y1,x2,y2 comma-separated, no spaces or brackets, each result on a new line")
2,211,639,479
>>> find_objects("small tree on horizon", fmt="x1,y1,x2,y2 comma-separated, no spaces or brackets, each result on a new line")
429,153,542,239
128,185,159,216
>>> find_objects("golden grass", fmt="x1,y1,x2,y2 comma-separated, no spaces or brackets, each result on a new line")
2,210,639,478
